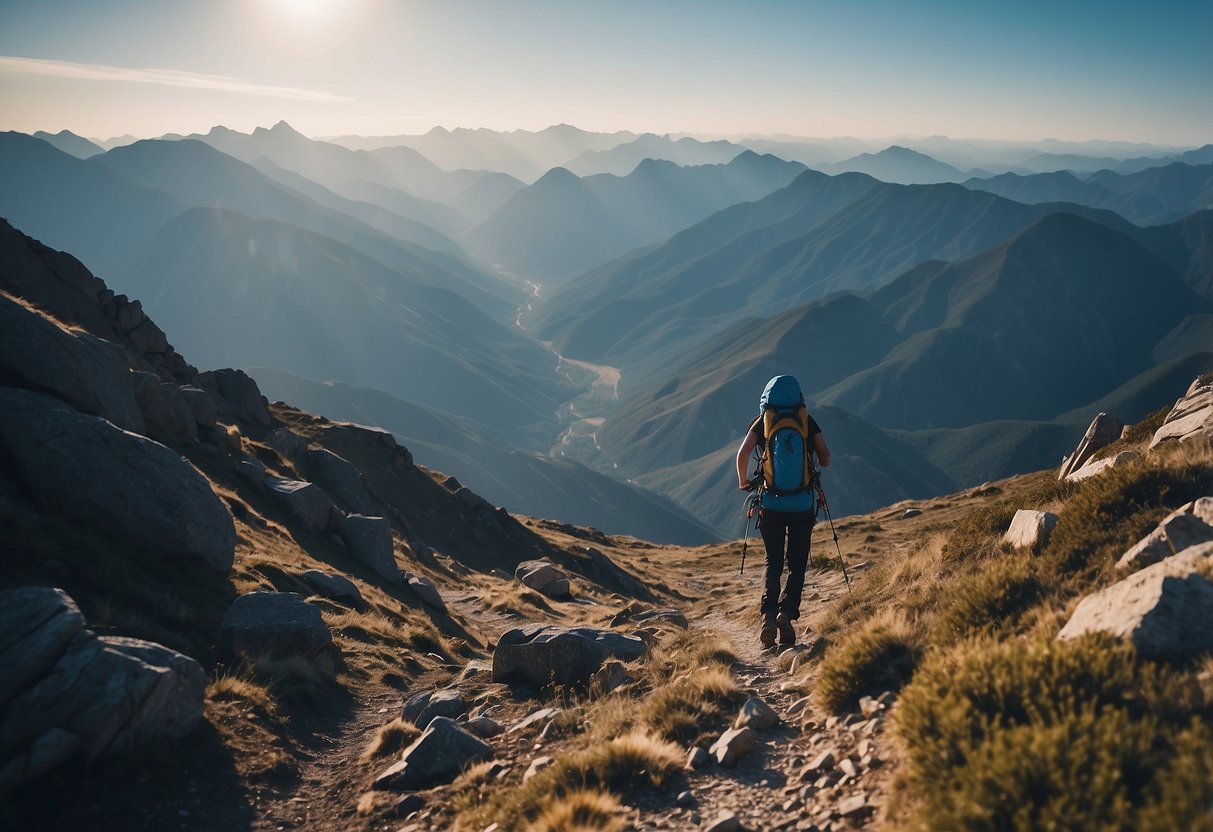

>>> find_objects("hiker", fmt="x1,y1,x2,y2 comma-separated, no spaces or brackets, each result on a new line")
735,375,830,648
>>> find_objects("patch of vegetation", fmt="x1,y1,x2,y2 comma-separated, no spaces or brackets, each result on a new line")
360,717,420,762
894,634,1209,831
526,788,625,832
933,554,1043,645
815,614,923,714
939,473,1068,564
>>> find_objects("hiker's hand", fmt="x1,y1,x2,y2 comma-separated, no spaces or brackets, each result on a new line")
741,479,757,491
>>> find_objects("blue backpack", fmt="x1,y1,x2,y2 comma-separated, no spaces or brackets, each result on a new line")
758,376,815,501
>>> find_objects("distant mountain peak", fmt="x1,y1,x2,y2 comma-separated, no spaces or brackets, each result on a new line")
533,166,581,185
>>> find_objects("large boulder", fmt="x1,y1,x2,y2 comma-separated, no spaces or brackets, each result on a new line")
1065,450,1142,482
1151,375,1213,449
133,372,197,444
492,625,647,687
218,591,335,662
1003,510,1059,551
0,588,206,793
198,369,271,427
302,570,364,610
405,573,446,612
1058,413,1123,480
515,560,571,599
310,448,376,515
1117,501,1213,571
373,717,491,791
0,387,236,571
179,385,219,430
265,477,340,533
341,514,400,581
0,293,143,433
1058,542,1213,659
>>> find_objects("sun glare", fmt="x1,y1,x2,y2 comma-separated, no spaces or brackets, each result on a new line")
281,0,332,15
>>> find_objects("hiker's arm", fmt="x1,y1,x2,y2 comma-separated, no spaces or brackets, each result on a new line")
736,431,759,488
813,432,831,468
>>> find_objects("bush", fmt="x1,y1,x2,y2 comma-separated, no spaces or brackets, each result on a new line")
360,717,420,762
1044,456,1213,578
815,615,922,714
934,555,1043,645
526,788,624,832
895,634,1206,831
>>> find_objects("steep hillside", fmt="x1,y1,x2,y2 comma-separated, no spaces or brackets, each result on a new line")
251,368,721,544
120,207,573,438
467,152,805,283
535,174,1137,371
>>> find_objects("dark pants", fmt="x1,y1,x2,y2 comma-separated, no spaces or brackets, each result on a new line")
759,509,815,620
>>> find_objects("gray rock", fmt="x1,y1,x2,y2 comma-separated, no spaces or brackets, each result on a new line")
309,447,376,515
265,477,340,533
218,591,334,661
1118,507,1213,571
1066,450,1142,482
523,755,554,782
372,717,491,791
1058,542,1213,659
402,689,466,728
0,588,205,792
1003,509,1059,551
902,508,922,518
734,696,780,730
341,515,399,581
582,547,651,599
1059,412,1123,480
0,293,143,433
0,388,235,571
197,369,270,427
686,746,710,770
126,318,169,355
389,793,426,818
178,385,219,430
406,574,445,612
839,793,870,819
133,373,197,444
301,570,363,609
515,560,571,599
266,427,309,461
461,716,503,739
676,790,696,808
710,727,756,767
236,457,267,484
492,625,648,687
630,608,689,629
507,706,561,734
1151,375,1213,449
703,812,742,832
803,750,836,776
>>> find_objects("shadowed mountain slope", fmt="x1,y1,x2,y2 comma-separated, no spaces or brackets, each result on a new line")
467,152,806,283
121,207,573,437
534,173,1137,373
252,368,721,545
31,129,103,159
820,145,969,183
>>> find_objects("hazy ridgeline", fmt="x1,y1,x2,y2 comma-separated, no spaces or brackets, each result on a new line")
2,124,1210,538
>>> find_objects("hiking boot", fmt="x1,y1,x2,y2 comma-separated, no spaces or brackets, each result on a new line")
776,612,796,646
760,614,777,648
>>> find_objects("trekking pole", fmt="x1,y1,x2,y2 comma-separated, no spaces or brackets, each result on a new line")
739,483,761,575
815,477,852,593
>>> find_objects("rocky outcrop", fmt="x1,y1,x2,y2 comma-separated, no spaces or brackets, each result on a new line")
515,560,571,599
342,514,400,581
310,448,376,515
402,689,467,728
1065,450,1141,482
1117,499,1213,571
1151,375,1213,449
1058,413,1123,480
492,625,647,687
0,588,206,793
0,387,236,571
0,293,144,433
302,570,364,609
582,546,653,600
372,717,491,791
405,573,446,612
1058,541,1213,659
198,369,271,427
266,477,341,533
1003,510,1059,551
218,591,335,662
133,372,197,444
179,385,219,430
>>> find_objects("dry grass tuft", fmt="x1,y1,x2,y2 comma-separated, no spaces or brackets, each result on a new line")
526,788,625,832
360,717,420,762
815,612,923,714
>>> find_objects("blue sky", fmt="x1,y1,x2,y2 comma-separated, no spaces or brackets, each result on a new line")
0,0,1209,143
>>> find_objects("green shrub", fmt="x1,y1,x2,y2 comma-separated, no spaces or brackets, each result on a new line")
895,634,1206,831
815,616,922,714
1136,721,1213,832
1044,456,1213,578
934,555,1043,645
